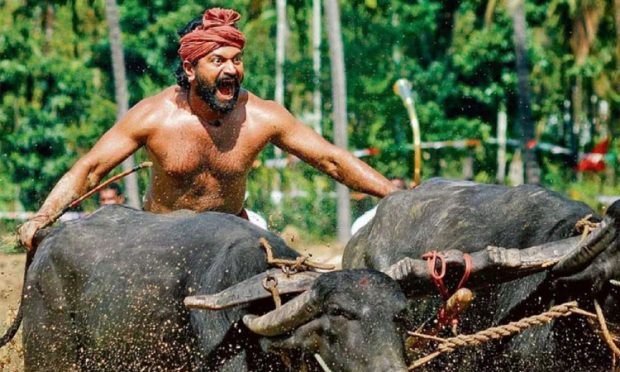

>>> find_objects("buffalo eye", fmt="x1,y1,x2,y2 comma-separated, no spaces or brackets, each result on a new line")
326,305,358,320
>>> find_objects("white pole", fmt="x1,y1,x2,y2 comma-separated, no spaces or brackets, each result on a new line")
105,0,141,209
312,0,322,135
272,0,287,207
497,109,507,184
324,0,350,244
275,0,286,107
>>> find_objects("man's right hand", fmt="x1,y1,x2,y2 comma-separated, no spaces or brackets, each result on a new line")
18,216,47,251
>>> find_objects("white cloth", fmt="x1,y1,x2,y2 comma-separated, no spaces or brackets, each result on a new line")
246,210,268,230
58,211,86,222
350,206,377,235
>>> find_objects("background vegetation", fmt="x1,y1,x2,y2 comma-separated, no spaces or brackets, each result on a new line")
1,0,618,241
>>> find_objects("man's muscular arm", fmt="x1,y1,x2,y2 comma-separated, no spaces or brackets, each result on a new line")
18,99,155,250
269,103,397,198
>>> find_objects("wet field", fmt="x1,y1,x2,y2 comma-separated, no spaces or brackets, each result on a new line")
0,238,342,371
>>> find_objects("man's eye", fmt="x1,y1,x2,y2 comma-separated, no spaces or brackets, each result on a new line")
212,58,222,65
234,56,242,64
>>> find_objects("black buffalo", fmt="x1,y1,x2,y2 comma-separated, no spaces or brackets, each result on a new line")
9,205,412,372
344,178,620,371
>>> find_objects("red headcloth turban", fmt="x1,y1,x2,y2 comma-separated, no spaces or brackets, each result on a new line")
178,8,246,63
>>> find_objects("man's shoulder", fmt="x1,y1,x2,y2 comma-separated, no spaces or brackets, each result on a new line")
138,86,184,111
245,90,282,111
244,90,292,124
128,86,187,125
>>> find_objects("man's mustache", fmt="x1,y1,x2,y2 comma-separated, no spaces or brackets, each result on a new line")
216,75,240,87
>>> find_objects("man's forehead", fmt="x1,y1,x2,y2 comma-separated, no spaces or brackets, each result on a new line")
206,46,243,58
100,189,118,196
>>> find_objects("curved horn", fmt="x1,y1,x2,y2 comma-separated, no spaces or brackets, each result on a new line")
243,289,320,336
553,218,615,275
184,269,320,310
555,201,620,275
384,257,426,282
385,236,596,294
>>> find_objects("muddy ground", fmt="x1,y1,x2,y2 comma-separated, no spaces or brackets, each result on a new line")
0,235,342,372
0,253,25,371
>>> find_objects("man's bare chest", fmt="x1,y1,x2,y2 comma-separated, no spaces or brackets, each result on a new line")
147,123,269,178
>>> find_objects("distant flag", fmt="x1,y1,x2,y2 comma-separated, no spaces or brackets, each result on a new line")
352,147,380,157
525,139,537,150
576,137,609,173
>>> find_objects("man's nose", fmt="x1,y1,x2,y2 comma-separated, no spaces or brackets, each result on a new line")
222,60,237,75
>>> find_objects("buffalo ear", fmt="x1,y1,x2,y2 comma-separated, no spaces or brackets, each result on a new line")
184,269,320,310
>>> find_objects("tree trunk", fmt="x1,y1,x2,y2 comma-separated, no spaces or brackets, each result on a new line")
324,0,350,243
508,0,540,184
613,0,620,153
312,0,322,135
275,0,287,107
570,2,603,155
104,0,141,209
616,0,620,71
496,109,507,184
272,0,287,208
484,0,498,29
44,3,54,53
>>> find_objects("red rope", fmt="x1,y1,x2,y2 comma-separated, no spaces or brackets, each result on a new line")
422,251,474,331
421,251,449,299
457,253,472,290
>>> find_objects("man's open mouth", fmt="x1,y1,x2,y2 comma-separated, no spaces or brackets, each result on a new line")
216,78,238,99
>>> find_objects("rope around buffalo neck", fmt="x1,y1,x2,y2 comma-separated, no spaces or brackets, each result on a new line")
408,300,620,370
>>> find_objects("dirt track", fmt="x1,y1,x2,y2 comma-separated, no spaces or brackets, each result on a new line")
0,253,25,371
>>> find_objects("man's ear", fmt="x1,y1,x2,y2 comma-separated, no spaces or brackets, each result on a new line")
182,60,196,83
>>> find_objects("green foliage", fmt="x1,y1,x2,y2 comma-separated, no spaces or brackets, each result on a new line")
1,0,618,238
1,0,115,208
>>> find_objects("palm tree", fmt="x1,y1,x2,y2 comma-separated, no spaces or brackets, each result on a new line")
104,0,140,208
569,0,604,151
616,0,620,69
508,0,540,184
312,0,323,135
324,0,350,243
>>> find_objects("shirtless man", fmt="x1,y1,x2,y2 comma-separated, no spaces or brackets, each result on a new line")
18,7,397,250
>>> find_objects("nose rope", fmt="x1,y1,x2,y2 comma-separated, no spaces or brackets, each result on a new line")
422,251,448,299
421,251,473,331
421,250,473,299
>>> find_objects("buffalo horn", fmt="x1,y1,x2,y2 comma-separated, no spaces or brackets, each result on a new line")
553,218,615,275
243,289,320,336
385,257,425,281
184,269,320,310
555,201,620,274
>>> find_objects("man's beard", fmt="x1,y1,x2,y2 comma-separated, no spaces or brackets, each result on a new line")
195,74,241,114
